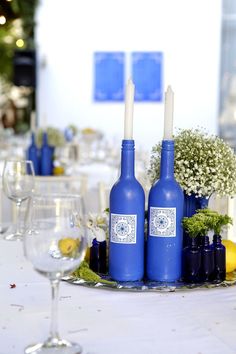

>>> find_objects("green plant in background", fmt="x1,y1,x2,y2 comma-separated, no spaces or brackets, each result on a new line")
10,0,38,49
182,214,210,238
0,0,39,133
36,127,66,147
148,128,236,198
0,0,38,83
67,124,79,136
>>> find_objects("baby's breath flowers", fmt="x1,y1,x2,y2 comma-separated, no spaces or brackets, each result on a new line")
148,128,236,198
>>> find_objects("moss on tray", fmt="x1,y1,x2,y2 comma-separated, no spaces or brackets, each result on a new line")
72,261,117,286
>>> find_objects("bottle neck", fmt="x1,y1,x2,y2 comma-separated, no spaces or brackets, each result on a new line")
160,140,175,179
31,132,36,145
213,234,222,245
189,237,198,248
120,139,135,178
42,132,48,146
201,235,210,247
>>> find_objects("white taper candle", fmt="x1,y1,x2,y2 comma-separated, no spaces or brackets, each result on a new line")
30,111,36,132
124,78,135,140
163,85,174,140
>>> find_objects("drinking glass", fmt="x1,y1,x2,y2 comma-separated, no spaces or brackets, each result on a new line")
2,159,35,241
23,194,87,354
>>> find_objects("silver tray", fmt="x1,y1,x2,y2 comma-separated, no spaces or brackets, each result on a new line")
63,271,236,292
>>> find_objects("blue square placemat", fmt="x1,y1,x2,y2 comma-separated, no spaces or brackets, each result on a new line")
94,52,125,101
132,52,163,102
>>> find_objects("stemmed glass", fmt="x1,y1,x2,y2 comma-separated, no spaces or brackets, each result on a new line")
2,159,35,241
23,194,87,354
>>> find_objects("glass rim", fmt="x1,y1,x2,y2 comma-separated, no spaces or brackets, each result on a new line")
32,193,83,200
3,159,34,164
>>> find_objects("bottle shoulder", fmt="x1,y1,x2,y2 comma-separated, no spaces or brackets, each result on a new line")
110,177,145,199
149,178,184,201
29,144,37,151
211,243,225,251
112,176,144,189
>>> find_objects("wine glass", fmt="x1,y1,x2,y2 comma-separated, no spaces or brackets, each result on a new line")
2,159,35,241
23,194,87,354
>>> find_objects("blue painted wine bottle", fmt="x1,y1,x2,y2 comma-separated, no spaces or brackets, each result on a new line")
41,132,53,176
109,139,145,281
146,139,184,282
27,132,40,175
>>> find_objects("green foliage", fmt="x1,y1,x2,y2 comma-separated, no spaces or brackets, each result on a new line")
0,23,15,81
36,127,66,147
182,208,233,237
196,208,233,235
67,124,79,136
72,261,116,285
182,215,210,238
10,0,38,46
0,0,38,83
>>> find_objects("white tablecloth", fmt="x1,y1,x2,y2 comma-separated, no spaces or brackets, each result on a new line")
1,239,236,354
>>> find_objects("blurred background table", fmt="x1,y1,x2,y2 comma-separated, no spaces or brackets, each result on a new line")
0,131,151,230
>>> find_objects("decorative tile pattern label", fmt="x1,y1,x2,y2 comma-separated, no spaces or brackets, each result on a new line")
149,207,176,237
111,213,137,244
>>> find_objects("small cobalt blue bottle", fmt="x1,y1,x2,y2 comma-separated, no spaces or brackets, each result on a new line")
109,139,145,281
27,132,40,175
90,238,107,274
199,235,214,282
183,236,201,283
41,132,53,176
146,140,184,282
211,234,226,282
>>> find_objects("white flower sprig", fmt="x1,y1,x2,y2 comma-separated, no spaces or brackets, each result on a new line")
148,128,236,198
85,211,109,247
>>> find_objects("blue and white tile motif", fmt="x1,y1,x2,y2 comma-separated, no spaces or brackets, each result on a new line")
132,52,163,102
94,52,125,101
150,207,176,237
111,213,137,244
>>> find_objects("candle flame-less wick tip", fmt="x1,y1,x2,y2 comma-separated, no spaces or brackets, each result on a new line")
166,85,173,92
127,77,134,86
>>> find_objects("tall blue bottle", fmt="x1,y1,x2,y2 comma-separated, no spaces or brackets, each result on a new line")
109,139,145,281
27,132,40,175
146,139,184,282
41,132,53,176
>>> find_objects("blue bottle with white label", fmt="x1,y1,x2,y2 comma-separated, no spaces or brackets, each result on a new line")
109,139,145,281
146,139,184,282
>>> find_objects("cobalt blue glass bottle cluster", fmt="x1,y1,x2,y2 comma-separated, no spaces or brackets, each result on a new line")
27,131,54,176
109,139,145,281
183,234,226,283
146,139,184,282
